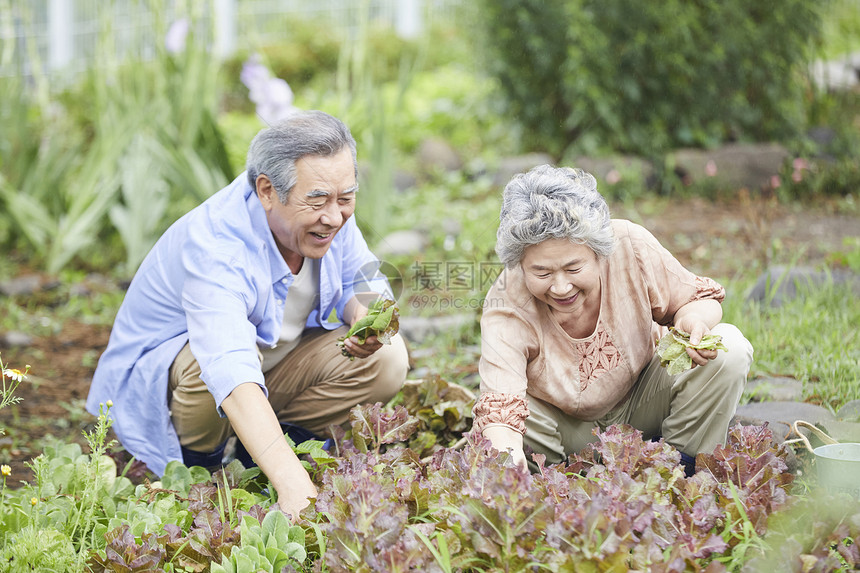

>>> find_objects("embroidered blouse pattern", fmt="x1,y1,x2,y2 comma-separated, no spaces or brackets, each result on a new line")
573,325,621,389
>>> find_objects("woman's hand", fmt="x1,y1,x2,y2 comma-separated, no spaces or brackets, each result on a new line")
673,299,723,368
482,425,528,471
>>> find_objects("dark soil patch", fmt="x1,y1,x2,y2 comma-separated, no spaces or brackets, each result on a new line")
0,196,857,487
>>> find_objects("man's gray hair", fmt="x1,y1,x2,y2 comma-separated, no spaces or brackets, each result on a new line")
246,110,357,203
496,165,614,268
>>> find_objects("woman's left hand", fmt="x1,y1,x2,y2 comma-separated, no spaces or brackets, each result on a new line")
673,315,718,368
673,298,723,369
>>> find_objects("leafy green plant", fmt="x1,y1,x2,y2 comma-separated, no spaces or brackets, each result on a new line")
336,298,400,359
211,511,306,573
657,327,728,375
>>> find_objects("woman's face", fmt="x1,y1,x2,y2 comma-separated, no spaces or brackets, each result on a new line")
520,238,601,319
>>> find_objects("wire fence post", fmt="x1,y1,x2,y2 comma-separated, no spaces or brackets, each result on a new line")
214,0,236,59
48,0,74,71
395,0,422,39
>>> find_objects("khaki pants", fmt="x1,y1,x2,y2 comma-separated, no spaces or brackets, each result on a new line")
524,323,753,464
168,327,409,453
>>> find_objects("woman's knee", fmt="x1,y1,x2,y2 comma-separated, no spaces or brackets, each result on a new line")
365,334,409,403
711,324,753,370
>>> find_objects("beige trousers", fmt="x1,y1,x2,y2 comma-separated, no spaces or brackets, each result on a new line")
524,323,753,464
168,326,409,452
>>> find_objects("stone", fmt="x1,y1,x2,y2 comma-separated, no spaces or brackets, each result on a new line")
836,400,860,422
565,155,655,187
818,420,860,444
746,265,860,307
393,169,418,192
490,153,554,187
374,229,428,257
671,143,791,190
0,331,34,348
416,137,463,174
732,401,836,443
399,313,475,345
0,274,42,297
743,376,804,403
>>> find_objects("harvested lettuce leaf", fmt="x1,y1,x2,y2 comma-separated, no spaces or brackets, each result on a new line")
656,327,728,375
336,298,400,359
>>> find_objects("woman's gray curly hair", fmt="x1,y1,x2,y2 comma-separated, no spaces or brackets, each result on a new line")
495,165,614,268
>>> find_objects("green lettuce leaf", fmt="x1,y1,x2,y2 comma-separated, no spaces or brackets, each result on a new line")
656,327,728,375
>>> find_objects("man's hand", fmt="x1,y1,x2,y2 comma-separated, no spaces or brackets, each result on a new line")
221,383,318,522
340,333,383,359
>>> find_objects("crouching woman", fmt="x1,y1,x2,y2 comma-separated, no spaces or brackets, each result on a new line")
473,165,753,475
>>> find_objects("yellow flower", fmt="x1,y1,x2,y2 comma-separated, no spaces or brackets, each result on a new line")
1,465,10,477
3,369,24,382
30,497,38,506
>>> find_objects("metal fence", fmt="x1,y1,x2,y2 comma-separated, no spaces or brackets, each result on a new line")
1,0,460,79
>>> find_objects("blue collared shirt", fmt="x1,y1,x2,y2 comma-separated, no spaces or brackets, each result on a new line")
86,173,384,475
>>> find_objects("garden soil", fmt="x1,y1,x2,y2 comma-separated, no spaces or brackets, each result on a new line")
1,195,857,486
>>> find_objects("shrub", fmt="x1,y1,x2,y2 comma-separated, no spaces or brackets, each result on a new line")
472,0,824,158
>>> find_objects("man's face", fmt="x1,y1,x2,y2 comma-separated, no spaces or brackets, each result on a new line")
257,147,357,271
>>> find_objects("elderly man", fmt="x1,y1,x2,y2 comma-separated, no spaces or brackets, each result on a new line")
87,111,409,519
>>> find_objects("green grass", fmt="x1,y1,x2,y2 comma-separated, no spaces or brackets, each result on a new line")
723,278,859,412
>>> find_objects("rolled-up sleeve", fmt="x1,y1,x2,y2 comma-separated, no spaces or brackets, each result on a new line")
182,246,266,412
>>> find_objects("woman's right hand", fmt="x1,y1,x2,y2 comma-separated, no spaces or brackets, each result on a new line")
482,425,528,471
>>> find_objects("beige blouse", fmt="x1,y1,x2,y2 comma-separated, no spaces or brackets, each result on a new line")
473,219,725,434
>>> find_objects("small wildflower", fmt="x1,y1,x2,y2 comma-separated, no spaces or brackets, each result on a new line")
30,497,38,506
792,157,808,171
605,169,621,185
705,160,718,177
770,175,781,189
3,369,24,382
1,465,10,476
792,170,803,183
165,18,190,54
106,400,113,408
240,54,297,125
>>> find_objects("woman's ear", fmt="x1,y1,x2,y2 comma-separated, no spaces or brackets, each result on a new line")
255,174,276,210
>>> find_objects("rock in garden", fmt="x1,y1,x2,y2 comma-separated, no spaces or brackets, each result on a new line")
417,137,462,174
836,400,860,422
374,229,428,257
671,143,790,190
746,265,860,307
490,153,554,187
0,331,34,348
733,401,835,443
743,376,804,402
566,155,655,187
0,274,42,297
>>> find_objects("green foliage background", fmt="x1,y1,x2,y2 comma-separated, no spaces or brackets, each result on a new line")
472,0,824,158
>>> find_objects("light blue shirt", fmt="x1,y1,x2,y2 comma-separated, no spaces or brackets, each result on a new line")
86,173,384,476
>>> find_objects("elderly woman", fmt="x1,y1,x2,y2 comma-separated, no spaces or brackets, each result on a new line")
473,165,753,474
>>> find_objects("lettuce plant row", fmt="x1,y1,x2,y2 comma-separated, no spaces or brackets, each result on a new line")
1,381,858,572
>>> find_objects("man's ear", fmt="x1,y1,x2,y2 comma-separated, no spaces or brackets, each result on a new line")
255,174,276,210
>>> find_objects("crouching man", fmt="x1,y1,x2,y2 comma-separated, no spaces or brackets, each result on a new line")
87,111,409,519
